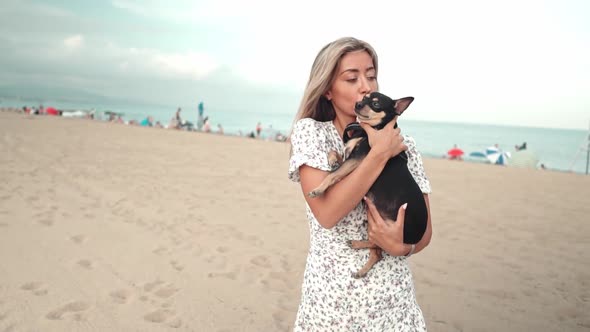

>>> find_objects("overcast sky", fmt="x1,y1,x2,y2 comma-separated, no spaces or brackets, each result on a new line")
0,0,588,129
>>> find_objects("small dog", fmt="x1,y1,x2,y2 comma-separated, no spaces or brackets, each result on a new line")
308,92,428,278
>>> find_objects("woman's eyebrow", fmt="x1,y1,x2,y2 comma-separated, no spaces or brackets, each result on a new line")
340,66,375,75
340,68,360,75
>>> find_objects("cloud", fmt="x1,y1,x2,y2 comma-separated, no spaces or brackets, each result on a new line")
63,34,84,50
151,51,219,79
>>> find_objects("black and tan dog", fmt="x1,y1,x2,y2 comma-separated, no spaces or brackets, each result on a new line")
308,92,428,278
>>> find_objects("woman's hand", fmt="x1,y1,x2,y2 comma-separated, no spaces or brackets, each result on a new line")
359,117,407,160
366,197,409,256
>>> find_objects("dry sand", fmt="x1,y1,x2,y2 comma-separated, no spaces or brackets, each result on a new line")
0,110,589,331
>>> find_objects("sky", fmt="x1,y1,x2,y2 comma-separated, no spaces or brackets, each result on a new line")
0,0,589,129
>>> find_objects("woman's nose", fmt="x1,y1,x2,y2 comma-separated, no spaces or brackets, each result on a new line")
359,77,372,95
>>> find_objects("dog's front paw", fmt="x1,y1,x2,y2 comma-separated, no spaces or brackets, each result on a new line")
327,150,342,170
328,159,340,170
351,271,365,279
307,190,323,198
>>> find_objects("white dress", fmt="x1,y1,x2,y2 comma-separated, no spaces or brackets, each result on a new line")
288,118,432,332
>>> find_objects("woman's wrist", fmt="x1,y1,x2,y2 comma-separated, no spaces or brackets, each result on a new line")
397,243,412,256
366,148,390,167
384,243,413,257
404,244,416,257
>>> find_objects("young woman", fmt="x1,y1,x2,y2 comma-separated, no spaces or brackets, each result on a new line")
288,37,433,331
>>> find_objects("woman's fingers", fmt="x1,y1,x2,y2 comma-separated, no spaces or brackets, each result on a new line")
396,203,407,231
364,196,385,227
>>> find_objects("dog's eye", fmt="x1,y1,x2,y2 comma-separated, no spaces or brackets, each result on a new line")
371,101,381,108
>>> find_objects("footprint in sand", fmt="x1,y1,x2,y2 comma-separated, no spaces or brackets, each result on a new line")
170,260,184,271
76,259,94,269
20,282,48,296
153,246,169,255
46,301,90,320
33,211,55,226
208,271,237,280
70,234,87,244
250,255,272,268
143,280,165,292
216,246,229,253
37,218,54,226
110,289,132,304
143,280,179,299
153,284,178,299
205,255,227,269
143,309,183,328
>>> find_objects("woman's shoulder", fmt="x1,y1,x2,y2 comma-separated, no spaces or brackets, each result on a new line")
292,118,334,140
293,118,331,131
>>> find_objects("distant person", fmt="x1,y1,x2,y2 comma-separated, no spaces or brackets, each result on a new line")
217,124,224,135
197,101,205,131
256,122,262,137
175,107,183,129
203,117,211,133
140,116,153,127
515,142,527,151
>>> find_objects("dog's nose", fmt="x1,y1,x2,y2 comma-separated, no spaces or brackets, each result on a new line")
355,101,363,110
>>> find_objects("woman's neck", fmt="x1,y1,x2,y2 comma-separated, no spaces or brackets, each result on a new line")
333,115,357,138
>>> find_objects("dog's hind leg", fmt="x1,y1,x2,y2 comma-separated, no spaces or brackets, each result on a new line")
348,240,377,249
352,248,382,279
308,159,361,198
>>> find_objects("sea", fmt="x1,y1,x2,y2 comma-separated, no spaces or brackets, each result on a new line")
3,97,590,175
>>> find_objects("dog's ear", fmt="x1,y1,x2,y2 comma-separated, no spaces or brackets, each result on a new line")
393,97,414,115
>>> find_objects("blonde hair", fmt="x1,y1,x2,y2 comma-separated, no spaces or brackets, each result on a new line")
292,37,379,125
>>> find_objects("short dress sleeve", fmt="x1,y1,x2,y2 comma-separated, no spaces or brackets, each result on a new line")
403,135,432,194
288,118,333,183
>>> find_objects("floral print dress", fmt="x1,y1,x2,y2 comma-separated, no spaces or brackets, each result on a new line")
288,118,432,332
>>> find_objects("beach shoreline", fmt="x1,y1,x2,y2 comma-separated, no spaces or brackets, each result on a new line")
1,110,589,331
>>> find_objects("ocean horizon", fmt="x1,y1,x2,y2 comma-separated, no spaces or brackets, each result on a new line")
2,96,589,175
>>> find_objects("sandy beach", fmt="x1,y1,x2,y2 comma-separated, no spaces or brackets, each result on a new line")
0,110,589,332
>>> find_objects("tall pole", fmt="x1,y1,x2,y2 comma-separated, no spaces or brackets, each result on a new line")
586,121,590,175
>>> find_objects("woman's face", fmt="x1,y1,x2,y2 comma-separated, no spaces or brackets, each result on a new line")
325,50,377,122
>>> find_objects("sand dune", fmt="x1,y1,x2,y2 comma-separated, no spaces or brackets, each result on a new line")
0,111,588,331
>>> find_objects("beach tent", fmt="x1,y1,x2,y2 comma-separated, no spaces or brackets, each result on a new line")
509,150,539,169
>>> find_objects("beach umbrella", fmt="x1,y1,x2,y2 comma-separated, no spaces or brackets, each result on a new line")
509,150,539,169
447,147,464,158
485,146,511,165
